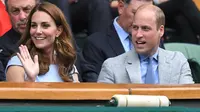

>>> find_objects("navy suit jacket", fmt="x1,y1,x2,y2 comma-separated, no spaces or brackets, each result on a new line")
81,24,125,82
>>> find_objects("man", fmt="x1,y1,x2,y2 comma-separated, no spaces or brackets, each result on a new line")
81,0,153,82
0,0,38,80
98,5,194,84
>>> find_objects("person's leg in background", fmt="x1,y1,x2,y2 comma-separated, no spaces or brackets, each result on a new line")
182,0,200,44
158,0,200,44
175,14,198,43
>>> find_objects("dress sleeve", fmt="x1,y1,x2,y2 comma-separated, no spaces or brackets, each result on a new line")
5,55,22,73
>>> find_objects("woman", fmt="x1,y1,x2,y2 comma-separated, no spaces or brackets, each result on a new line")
6,2,79,82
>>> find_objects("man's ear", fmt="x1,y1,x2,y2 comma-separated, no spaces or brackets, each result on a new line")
56,26,63,37
118,0,125,16
159,25,165,38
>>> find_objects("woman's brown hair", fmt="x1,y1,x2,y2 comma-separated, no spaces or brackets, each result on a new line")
19,2,76,82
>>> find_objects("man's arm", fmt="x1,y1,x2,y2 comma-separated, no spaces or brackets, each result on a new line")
0,60,5,81
178,52,194,84
0,40,14,68
81,34,107,82
97,59,115,83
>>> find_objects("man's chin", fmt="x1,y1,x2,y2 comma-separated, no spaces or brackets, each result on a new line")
135,49,148,56
17,29,26,35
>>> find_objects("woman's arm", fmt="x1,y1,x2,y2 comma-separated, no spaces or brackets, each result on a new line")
6,66,25,82
6,45,39,82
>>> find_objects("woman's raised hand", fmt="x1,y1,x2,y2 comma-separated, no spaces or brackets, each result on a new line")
17,45,39,81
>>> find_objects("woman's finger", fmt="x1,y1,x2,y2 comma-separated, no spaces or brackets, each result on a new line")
24,45,31,59
19,45,26,60
17,52,25,64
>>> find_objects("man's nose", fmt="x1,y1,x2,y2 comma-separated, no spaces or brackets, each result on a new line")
19,11,27,21
135,29,143,38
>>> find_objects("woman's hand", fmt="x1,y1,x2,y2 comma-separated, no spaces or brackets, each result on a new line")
17,45,39,81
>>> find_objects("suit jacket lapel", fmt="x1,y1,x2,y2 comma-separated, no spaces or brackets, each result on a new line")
107,24,125,56
125,50,142,83
158,48,172,84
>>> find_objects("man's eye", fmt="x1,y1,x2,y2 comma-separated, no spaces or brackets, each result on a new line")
11,9,20,15
142,26,150,31
132,25,138,30
23,8,32,13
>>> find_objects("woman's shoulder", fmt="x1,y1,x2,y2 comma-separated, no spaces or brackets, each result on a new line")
7,56,22,66
5,55,22,73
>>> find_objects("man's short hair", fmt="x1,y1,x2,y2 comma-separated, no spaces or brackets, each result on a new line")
5,0,40,11
117,0,131,4
136,4,165,29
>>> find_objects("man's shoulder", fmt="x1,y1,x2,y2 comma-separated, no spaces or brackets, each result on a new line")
159,48,187,61
83,31,111,51
0,35,12,49
104,51,130,65
0,33,10,41
87,32,108,43
0,30,19,56
0,29,13,43
86,25,116,44
0,29,20,46
0,35,14,47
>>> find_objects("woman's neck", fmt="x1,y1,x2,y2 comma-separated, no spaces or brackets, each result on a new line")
43,48,56,64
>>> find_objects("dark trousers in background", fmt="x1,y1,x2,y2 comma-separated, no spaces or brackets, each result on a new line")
158,0,200,44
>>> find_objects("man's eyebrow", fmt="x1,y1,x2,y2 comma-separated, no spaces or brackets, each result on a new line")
11,5,33,9
22,5,33,8
10,6,18,9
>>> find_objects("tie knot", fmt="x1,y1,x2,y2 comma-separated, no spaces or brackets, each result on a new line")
148,57,154,63
143,57,153,64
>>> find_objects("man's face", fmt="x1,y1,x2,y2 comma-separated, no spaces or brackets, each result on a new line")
118,0,152,33
131,9,164,57
7,0,36,34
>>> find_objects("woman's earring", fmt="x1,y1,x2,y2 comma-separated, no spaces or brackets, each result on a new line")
56,34,59,38
55,37,59,44
54,50,57,56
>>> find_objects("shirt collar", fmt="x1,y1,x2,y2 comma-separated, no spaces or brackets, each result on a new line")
139,49,159,62
113,17,129,41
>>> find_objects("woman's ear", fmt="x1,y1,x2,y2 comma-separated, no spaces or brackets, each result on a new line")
56,26,63,37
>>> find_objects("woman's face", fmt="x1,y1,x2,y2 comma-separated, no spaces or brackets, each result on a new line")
30,11,62,53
